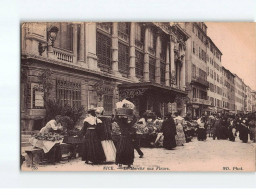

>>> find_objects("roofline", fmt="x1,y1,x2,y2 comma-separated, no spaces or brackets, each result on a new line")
222,66,235,77
173,23,190,40
207,36,223,55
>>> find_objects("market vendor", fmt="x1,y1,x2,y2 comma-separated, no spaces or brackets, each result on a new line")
39,115,63,134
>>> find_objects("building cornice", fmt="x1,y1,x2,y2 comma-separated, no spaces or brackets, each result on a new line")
21,53,137,84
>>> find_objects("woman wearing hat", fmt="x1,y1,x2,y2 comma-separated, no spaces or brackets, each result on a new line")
114,112,137,168
81,108,106,164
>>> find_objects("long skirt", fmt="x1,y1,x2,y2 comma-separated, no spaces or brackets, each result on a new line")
239,128,249,143
116,135,134,166
163,133,176,149
228,127,235,142
175,124,186,146
82,129,106,164
197,128,206,141
249,127,256,142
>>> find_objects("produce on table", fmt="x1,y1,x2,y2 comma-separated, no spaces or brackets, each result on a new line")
33,132,64,141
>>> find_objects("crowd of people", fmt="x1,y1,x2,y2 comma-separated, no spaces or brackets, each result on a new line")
34,101,256,168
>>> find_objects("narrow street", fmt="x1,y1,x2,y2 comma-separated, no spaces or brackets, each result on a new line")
22,137,256,172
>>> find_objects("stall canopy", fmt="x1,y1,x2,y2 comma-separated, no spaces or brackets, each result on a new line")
118,82,188,103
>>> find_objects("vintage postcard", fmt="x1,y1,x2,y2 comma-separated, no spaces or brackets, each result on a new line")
20,22,256,172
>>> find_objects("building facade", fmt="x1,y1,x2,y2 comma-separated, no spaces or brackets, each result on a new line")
221,67,236,113
206,37,223,114
234,74,246,114
21,22,189,131
245,85,252,113
251,90,256,112
181,22,211,118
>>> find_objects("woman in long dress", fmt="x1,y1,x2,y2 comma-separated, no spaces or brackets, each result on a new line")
197,117,207,141
81,109,106,164
161,113,177,149
115,114,137,168
96,107,116,163
174,112,186,146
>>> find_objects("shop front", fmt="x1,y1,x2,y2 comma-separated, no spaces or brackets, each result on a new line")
118,82,187,118
187,98,211,119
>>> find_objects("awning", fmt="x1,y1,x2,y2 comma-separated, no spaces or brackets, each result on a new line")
118,82,188,103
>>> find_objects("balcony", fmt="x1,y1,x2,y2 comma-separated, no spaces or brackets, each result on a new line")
191,76,209,88
153,22,170,34
192,98,211,106
53,47,74,63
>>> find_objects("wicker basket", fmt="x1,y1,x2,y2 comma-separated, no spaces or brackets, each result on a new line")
116,108,133,116
63,136,85,144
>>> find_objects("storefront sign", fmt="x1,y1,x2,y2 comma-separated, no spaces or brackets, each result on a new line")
35,91,44,107
31,83,44,108
192,105,200,109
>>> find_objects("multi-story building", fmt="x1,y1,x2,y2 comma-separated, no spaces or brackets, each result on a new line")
245,85,252,113
21,22,189,131
181,22,211,118
206,37,223,114
251,90,256,112
222,66,236,113
234,74,246,114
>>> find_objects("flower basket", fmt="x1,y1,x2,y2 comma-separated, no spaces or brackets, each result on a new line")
116,108,133,116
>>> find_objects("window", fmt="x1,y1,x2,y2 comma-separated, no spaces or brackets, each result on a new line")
148,28,156,51
135,50,144,77
103,95,113,116
56,79,81,108
192,64,196,78
135,23,143,43
210,97,214,106
193,88,196,98
54,23,73,51
160,61,165,84
149,57,155,82
96,32,112,71
118,42,129,75
118,22,130,41
192,41,195,54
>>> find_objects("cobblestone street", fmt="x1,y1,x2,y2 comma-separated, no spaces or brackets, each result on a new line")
22,137,256,172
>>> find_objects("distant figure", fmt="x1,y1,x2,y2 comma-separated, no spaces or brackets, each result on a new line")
248,116,256,143
238,119,250,143
197,116,207,141
161,113,177,150
212,116,221,140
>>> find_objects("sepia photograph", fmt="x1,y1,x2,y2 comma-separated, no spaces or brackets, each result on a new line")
20,22,256,172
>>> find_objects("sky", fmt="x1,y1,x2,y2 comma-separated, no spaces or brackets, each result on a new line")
205,22,256,91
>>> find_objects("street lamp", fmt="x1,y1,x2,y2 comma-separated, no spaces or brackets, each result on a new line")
38,26,59,56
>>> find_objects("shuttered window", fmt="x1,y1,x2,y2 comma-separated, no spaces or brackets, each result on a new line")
135,50,144,77
160,62,165,84
96,32,112,72
118,42,129,75
149,57,155,82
